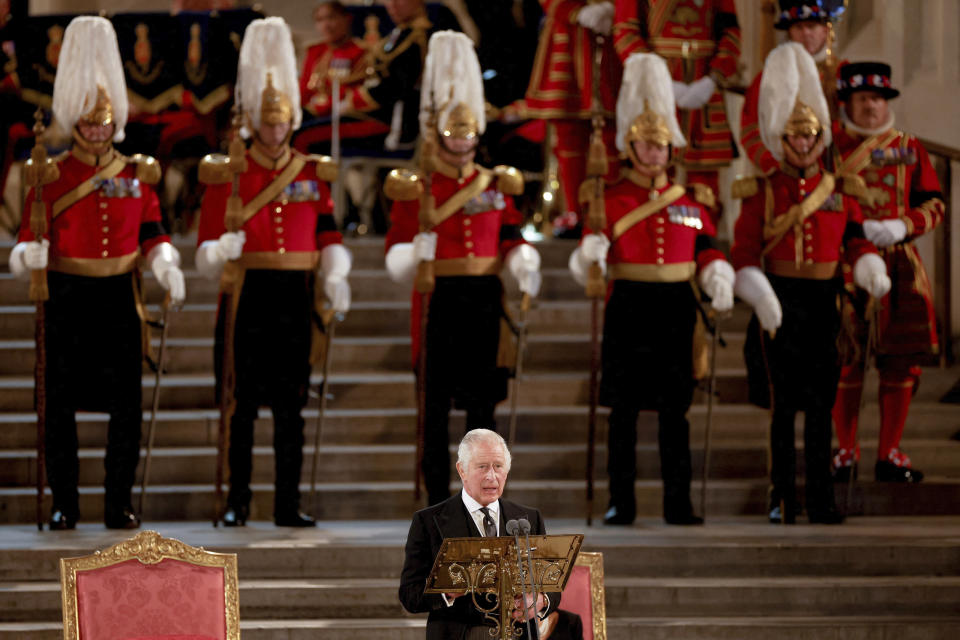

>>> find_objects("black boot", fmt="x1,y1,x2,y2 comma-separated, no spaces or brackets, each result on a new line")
875,460,924,483
49,507,78,531
275,509,316,527
104,504,140,530
222,503,249,527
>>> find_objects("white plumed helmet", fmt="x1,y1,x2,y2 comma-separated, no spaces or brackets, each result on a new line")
236,17,301,138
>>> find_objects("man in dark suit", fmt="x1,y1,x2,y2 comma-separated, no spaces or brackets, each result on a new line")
399,429,560,639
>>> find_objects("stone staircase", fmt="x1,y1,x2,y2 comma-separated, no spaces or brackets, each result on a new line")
1,236,959,638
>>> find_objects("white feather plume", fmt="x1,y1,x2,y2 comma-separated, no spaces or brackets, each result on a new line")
52,17,128,143
236,17,301,137
616,52,686,151
759,42,831,162
419,30,485,136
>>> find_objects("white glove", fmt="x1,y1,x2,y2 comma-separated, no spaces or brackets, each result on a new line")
672,81,690,105
568,233,610,287
699,259,735,313
385,243,416,285
216,231,246,261
862,219,907,248
676,75,716,110
9,240,49,278
734,266,782,331
577,1,614,35
852,252,891,299
147,243,186,306
413,231,438,262
505,244,542,298
195,231,246,280
321,243,353,314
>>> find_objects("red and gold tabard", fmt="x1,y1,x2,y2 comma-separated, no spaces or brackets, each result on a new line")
522,0,622,119
19,147,169,276
740,56,848,175
299,38,368,118
198,146,342,262
386,160,526,363
598,169,725,279
730,164,875,277
613,0,741,169
832,122,944,358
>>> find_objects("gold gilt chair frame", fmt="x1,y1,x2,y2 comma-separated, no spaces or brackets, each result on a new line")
59,530,240,640
574,551,607,640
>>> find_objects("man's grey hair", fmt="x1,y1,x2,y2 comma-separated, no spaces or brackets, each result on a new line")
457,428,512,472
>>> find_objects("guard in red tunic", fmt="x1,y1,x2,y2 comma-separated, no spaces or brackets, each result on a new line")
741,0,847,176
197,18,350,527
731,43,890,524
830,62,945,483
299,1,368,119
569,53,734,526
519,0,622,235
8,17,185,530
384,32,542,506
613,0,741,206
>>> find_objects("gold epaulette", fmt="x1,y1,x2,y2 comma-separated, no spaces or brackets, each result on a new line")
493,165,524,195
384,168,422,201
688,182,717,209
731,176,761,199
198,153,232,185
128,154,161,185
304,153,338,182
837,173,867,201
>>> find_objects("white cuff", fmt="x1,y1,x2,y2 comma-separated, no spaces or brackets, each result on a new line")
385,243,417,286
9,242,29,279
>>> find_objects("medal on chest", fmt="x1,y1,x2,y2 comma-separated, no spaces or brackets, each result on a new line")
95,177,142,199
666,204,703,230
463,189,506,215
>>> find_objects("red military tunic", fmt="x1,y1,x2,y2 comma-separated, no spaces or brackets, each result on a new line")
198,146,341,256
20,147,169,274
740,55,847,175
730,165,874,275
613,0,741,170
299,38,368,118
386,160,526,366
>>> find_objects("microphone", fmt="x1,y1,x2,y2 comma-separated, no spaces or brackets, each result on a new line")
517,518,531,534
518,517,540,628
506,518,534,639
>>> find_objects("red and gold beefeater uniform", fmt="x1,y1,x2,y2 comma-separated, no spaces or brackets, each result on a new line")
522,0,622,221
830,122,945,468
198,145,342,516
385,159,526,504
19,146,170,518
299,38,369,118
731,164,877,515
594,169,726,521
614,0,741,191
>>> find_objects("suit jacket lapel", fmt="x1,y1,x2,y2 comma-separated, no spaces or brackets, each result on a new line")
433,494,478,540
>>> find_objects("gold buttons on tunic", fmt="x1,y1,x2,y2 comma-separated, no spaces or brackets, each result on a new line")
102,250,109,257
464,230,472,237
102,238,108,245
464,219,471,226
656,237,664,244
465,241,473,248
275,206,282,213
657,257,665,264
278,247,286,254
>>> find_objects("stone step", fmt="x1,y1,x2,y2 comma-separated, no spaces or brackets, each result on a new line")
3,477,960,524
0,330,758,375
4,439,960,488
0,369,761,412
5,616,960,640
4,574,960,622
1,402,957,450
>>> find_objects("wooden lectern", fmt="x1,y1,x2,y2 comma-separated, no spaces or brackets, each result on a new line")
424,534,584,640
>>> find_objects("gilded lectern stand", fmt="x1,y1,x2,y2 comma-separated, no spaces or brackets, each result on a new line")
424,534,584,639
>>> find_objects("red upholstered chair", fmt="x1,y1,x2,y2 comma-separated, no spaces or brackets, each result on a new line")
541,551,607,640
59,530,239,640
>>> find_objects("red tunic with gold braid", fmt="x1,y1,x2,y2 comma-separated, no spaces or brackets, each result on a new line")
740,56,847,176
198,147,341,253
386,161,526,367
831,122,945,469
299,38,368,118
20,149,169,271
613,0,741,170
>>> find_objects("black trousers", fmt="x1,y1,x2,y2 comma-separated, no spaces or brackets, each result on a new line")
769,406,835,515
44,272,143,517
607,404,695,520
218,270,313,516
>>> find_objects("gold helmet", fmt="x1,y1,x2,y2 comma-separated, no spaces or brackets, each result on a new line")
237,18,301,136
759,42,832,162
624,99,672,149
260,72,294,126
80,85,114,127
52,17,128,142
616,54,686,169
421,31,486,144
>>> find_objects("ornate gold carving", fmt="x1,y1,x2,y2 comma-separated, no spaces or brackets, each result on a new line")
575,552,607,640
60,530,240,640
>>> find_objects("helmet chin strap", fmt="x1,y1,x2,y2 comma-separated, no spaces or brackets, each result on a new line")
782,136,824,169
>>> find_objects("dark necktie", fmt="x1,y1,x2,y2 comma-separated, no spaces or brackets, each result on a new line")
479,507,497,537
